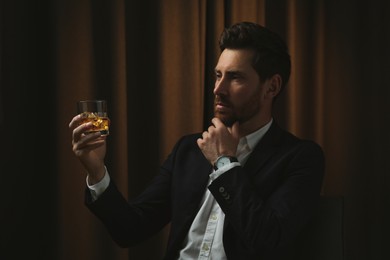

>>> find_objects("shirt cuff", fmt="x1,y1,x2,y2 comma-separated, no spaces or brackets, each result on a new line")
209,162,241,182
86,166,110,201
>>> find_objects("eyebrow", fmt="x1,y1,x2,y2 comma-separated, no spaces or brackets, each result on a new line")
214,68,245,75
215,68,246,77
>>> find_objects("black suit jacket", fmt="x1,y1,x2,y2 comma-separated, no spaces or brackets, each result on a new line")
86,121,325,259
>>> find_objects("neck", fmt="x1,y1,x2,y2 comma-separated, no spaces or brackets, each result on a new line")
238,115,272,137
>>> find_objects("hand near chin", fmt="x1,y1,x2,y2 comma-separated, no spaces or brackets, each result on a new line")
197,117,240,165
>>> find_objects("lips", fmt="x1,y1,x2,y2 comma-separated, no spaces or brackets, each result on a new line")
215,95,232,110
215,101,232,114
216,101,227,107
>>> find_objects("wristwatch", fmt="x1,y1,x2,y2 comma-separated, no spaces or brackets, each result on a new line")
213,156,238,170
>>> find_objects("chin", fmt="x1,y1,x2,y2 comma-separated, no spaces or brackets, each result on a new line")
215,113,237,127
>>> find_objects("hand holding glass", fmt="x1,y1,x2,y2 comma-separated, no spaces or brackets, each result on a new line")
77,100,110,136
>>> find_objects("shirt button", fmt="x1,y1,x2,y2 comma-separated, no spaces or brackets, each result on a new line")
219,187,225,193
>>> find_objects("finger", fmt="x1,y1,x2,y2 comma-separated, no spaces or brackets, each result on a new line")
80,131,105,145
73,133,105,153
73,139,105,157
69,114,82,129
72,122,96,143
196,138,203,148
207,125,215,133
77,137,105,151
211,117,224,128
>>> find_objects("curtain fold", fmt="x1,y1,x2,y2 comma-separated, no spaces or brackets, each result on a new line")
158,0,206,156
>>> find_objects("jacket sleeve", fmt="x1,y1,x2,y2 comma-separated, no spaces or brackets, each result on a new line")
84,145,179,248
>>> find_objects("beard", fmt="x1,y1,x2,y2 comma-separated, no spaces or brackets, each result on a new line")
213,90,262,127
215,114,237,127
214,95,238,126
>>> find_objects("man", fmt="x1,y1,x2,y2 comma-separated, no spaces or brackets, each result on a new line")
69,21,325,259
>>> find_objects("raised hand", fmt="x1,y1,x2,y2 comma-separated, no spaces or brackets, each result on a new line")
69,114,107,184
197,117,240,165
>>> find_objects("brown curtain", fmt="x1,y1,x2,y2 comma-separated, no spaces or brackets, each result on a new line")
1,0,389,259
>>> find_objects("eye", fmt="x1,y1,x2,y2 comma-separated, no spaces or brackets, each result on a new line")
215,72,222,80
227,73,242,81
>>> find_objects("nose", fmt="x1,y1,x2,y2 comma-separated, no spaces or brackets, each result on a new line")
213,77,228,96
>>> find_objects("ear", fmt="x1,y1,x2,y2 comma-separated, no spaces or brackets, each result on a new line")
266,74,282,98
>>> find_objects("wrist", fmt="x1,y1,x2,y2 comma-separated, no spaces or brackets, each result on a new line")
86,166,106,185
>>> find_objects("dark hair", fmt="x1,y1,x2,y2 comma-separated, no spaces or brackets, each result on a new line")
219,21,291,93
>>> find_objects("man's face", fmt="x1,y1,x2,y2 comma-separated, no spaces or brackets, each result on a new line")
213,48,266,126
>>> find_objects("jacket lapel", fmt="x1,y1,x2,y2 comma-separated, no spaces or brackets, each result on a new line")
243,122,284,177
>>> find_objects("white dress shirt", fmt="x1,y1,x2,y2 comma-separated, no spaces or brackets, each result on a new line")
87,119,273,259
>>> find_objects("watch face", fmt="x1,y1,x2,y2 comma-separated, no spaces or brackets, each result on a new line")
216,156,230,168
214,156,238,170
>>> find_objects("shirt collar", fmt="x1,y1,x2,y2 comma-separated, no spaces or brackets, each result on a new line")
241,118,273,151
